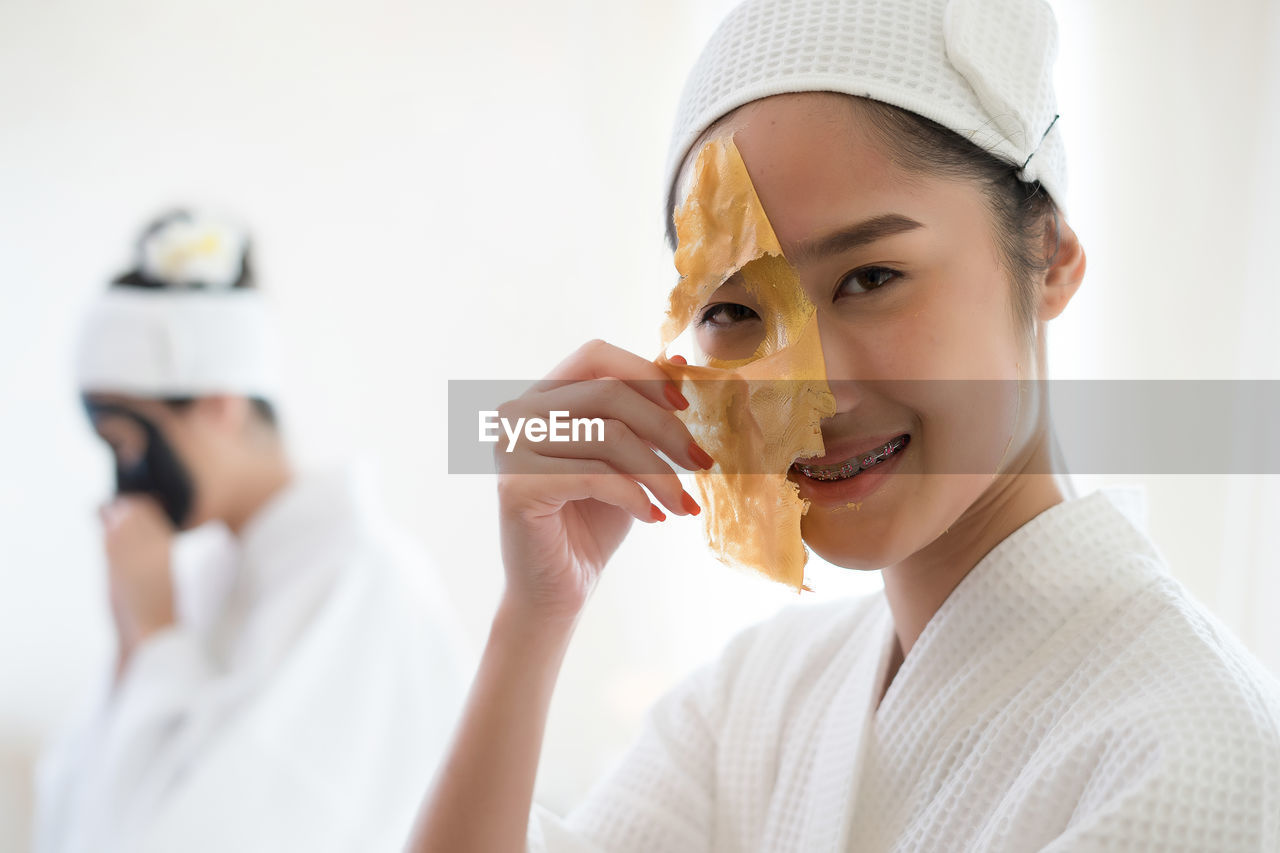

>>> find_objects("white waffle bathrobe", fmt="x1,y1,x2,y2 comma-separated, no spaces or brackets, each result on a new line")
530,489,1280,851
34,469,471,853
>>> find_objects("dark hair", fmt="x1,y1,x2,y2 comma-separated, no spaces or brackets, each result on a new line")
112,208,255,290
162,396,279,429
665,96,1059,342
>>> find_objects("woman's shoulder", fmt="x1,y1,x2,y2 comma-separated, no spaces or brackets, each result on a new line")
1045,578,1280,844
1024,487,1280,738
1101,572,1280,742
1036,555,1280,809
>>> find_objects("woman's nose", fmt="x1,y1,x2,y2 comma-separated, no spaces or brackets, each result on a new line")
813,312,866,414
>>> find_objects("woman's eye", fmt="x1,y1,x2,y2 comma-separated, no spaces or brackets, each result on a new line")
698,302,761,328
837,266,901,295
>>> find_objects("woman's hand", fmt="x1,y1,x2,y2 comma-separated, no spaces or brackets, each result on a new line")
407,340,712,853
99,496,176,676
495,339,711,622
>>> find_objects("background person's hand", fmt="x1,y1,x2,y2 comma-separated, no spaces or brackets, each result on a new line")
99,496,176,675
495,340,712,624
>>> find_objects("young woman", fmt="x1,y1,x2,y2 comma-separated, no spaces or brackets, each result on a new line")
411,1,1280,850
36,210,470,853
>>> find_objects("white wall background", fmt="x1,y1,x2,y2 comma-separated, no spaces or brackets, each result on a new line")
1,0,1277,848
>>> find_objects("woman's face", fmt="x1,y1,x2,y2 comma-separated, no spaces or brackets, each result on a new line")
681,93,1047,571
87,394,224,529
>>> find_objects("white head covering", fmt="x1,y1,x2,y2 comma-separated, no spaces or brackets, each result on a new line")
75,289,281,398
75,212,282,399
666,0,1065,210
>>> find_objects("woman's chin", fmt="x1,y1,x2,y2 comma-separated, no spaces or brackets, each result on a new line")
796,473,926,571
800,508,902,572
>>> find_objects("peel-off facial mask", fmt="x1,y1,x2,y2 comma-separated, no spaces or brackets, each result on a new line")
658,135,835,590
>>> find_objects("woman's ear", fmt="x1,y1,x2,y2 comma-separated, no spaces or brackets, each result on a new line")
1038,213,1086,322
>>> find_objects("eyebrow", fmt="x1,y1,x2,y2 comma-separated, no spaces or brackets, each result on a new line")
787,213,924,264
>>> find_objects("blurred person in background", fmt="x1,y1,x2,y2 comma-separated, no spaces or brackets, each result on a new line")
33,209,469,853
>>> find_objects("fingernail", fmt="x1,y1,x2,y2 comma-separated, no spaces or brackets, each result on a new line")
663,382,690,410
681,491,701,516
650,504,667,523
688,441,715,470
670,354,688,365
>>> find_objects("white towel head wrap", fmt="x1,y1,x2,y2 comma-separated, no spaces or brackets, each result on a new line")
75,211,281,399
666,0,1065,213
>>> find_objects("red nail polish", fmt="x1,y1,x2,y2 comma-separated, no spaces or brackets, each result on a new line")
688,441,715,470
681,491,701,516
664,383,690,410
650,504,666,522
670,354,688,365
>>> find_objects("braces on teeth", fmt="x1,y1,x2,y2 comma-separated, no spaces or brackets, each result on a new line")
794,435,909,481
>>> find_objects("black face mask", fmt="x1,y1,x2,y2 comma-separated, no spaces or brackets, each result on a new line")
83,400,196,529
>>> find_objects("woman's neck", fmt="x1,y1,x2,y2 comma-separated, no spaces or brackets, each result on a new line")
878,441,1066,692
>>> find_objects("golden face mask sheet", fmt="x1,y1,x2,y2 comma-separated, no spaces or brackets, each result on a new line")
658,135,836,590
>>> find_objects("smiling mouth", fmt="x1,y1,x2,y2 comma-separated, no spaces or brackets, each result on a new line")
791,434,910,481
